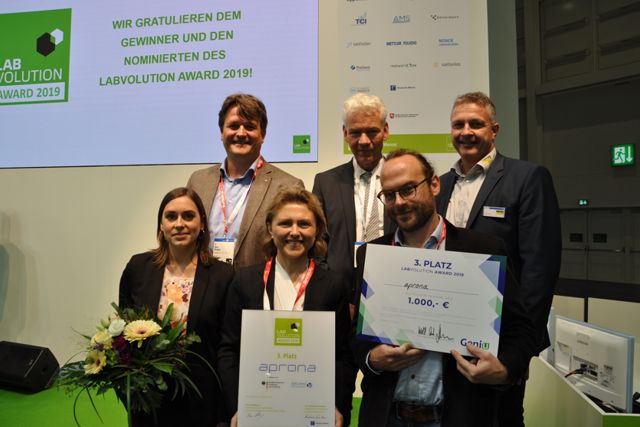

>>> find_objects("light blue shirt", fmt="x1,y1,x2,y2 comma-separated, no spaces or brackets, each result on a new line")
208,157,258,244
392,215,446,406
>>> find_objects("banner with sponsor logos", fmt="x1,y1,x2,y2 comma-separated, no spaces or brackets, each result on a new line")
0,0,317,167
339,0,489,172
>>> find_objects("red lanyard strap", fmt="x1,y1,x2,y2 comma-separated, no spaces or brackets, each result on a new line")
263,257,316,309
219,156,264,235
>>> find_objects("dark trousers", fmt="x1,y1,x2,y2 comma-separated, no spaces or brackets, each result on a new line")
497,379,525,427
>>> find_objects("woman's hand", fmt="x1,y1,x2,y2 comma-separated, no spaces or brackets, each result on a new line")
335,408,343,427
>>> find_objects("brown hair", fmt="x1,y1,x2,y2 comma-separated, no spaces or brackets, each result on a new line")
385,149,435,181
452,91,497,122
151,187,211,267
263,188,328,259
218,93,268,137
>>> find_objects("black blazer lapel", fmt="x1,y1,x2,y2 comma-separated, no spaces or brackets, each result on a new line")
301,267,326,310
236,165,273,256
186,261,208,334
142,263,165,314
441,221,463,252
265,261,276,309
466,154,505,228
437,170,457,216
338,162,357,244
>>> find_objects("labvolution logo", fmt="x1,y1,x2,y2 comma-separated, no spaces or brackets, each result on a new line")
274,318,303,346
37,29,64,57
0,9,71,105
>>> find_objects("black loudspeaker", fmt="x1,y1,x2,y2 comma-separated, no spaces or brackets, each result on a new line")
0,341,60,393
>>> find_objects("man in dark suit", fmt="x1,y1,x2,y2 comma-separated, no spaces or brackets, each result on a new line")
354,149,536,426
436,92,561,426
187,93,303,268
313,93,395,307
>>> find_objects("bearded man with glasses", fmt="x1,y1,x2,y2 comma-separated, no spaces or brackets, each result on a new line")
353,149,536,427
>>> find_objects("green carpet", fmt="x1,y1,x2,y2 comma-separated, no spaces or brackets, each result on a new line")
0,387,127,427
0,388,362,426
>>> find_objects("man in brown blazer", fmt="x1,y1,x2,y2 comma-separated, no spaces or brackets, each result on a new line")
187,93,303,268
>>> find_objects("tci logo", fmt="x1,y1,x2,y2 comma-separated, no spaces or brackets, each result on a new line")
354,13,367,25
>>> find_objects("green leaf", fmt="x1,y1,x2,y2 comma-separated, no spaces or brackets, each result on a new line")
151,362,174,374
160,303,173,328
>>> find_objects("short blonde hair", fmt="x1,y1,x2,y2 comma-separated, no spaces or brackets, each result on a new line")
342,93,387,126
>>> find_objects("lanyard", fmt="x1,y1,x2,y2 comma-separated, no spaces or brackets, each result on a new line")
392,217,447,250
263,257,316,310
218,156,264,235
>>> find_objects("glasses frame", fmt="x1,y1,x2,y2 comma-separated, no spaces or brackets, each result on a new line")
377,177,430,205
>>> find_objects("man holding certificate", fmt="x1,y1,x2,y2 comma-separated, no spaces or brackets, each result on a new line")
353,149,536,427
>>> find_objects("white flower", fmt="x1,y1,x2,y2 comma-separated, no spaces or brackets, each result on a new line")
108,318,126,336
90,329,112,350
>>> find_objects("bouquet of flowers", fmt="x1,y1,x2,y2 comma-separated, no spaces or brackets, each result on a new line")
58,302,208,427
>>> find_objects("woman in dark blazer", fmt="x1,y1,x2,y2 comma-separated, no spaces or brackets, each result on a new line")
119,187,234,427
217,188,356,427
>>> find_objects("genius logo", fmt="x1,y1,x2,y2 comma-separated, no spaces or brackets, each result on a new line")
37,29,64,56
460,337,490,350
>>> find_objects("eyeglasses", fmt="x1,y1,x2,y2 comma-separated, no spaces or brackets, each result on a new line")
377,178,429,205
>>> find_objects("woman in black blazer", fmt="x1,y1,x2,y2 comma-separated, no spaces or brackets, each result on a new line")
119,187,234,427
217,188,356,427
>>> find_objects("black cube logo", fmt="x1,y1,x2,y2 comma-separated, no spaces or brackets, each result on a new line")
36,29,64,57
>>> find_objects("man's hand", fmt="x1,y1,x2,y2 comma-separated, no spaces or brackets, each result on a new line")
451,344,508,385
369,343,425,372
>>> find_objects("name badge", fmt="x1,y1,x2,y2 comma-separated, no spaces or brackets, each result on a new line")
483,206,505,219
213,237,236,264
354,242,365,268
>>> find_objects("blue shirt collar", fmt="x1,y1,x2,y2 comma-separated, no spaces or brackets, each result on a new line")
220,157,259,182
393,215,445,249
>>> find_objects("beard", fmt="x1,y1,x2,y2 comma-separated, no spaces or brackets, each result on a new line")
391,201,435,233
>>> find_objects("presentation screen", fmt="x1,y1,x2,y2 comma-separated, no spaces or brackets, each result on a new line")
0,1,319,168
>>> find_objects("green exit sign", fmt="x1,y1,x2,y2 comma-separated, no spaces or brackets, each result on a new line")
611,144,635,167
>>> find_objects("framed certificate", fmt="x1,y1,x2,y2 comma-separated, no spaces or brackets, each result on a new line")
238,310,335,427
356,244,506,356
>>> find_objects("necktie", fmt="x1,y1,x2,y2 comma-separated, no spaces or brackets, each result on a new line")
361,172,380,241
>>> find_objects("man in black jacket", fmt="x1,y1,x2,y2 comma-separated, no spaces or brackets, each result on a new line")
353,149,536,427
